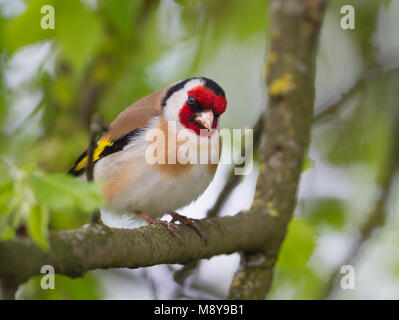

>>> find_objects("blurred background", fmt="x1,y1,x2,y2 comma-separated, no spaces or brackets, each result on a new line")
1,0,399,299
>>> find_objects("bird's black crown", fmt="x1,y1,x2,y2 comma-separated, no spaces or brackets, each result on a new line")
162,77,225,107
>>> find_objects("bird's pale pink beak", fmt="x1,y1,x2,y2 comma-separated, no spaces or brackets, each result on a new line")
193,109,214,130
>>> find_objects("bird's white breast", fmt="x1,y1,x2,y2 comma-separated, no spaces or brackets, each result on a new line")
94,127,219,218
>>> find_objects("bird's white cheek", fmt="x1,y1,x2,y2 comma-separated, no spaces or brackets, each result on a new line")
163,103,181,123
163,78,204,124
163,89,187,123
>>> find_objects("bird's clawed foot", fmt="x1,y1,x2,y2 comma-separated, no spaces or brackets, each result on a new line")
136,211,181,240
136,211,206,241
169,212,207,241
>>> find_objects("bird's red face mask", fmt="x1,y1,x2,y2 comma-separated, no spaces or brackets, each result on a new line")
178,85,227,136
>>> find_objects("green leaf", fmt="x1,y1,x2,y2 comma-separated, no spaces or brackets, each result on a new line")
0,164,17,239
269,266,325,300
0,225,15,241
277,219,316,270
0,185,14,238
301,198,347,230
27,204,49,251
55,1,103,72
302,157,314,172
318,75,395,168
0,160,13,186
5,0,102,70
20,272,102,299
4,0,56,53
99,0,143,39
327,0,391,65
29,173,104,213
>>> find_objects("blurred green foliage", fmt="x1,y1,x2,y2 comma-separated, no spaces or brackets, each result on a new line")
0,160,103,249
328,0,392,66
317,73,399,168
301,198,347,230
20,273,102,299
277,219,316,270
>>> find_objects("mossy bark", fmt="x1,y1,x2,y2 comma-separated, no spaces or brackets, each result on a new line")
0,212,277,286
228,0,327,299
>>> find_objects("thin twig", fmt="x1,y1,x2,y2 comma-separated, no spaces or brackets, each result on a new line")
86,114,107,181
314,66,399,124
173,261,198,286
142,269,158,300
207,116,264,218
11,100,44,137
86,114,108,225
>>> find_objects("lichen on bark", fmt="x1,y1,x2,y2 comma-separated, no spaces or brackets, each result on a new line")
228,0,327,300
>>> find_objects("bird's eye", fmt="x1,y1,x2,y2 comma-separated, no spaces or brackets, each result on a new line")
187,95,196,106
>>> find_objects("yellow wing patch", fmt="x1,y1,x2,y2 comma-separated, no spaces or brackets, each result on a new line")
75,138,114,171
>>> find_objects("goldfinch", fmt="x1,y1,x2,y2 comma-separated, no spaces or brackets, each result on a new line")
69,77,227,238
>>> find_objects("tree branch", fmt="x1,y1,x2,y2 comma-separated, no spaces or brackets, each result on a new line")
0,279,18,300
0,212,277,286
227,0,327,299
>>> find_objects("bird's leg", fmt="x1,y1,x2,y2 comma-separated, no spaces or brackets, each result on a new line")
169,212,207,240
136,211,181,240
